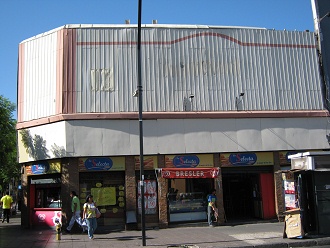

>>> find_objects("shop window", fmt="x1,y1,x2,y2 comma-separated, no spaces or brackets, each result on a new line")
31,177,61,208
167,178,209,222
80,172,125,227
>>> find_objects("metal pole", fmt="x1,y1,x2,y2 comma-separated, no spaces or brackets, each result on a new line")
137,0,146,246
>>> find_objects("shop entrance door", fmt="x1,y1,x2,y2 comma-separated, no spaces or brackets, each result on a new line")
222,173,259,221
259,173,276,219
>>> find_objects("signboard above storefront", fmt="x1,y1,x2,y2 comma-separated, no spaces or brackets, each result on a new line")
160,167,219,179
220,152,274,167
79,157,125,171
26,160,61,175
165,154,213,168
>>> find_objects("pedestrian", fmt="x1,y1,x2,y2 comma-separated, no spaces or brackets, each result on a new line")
207,188,217,226
66,191,84,233
82,194,97,240
1,191,13,223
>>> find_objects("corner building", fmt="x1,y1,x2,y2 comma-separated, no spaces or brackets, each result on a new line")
16,24,330,229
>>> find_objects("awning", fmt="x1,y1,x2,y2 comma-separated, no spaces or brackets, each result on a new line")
160,167,219,179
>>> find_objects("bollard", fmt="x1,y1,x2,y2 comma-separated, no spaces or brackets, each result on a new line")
55,219,62,240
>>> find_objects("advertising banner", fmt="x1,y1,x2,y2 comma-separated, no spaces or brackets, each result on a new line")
33,210,62,228
283,172,296,210
161,167,219,179
137,180,157,214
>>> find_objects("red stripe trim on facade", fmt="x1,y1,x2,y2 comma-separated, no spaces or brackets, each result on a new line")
76,32,316,49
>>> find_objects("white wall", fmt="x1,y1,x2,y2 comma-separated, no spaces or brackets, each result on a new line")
17,116,330,163
18,121,66,163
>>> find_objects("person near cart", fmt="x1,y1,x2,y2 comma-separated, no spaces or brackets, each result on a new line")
1,191,13,223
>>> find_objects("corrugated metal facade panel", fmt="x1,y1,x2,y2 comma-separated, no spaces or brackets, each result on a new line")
22,31,58,121
75,27,323,113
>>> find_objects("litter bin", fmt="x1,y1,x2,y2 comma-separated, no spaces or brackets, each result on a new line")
283,208,304,238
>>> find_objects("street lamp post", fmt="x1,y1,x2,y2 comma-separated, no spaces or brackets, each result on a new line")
137,0,146,246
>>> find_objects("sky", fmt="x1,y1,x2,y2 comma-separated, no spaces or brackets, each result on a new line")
0,0,316,117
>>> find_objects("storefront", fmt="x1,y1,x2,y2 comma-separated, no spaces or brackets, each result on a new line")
220,152,276,221
26,160,62,229
78,157,126,229
160,154,219,223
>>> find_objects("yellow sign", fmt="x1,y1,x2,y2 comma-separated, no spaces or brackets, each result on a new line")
78,157,125,171
220,152,274,166
91,187,116,206
164,154,213,168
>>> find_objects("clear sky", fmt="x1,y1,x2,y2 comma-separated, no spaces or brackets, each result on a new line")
0,0,315,116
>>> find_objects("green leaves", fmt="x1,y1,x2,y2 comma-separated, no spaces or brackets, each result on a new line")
0,95,19,189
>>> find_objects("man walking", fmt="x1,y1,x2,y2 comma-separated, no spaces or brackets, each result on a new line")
1,191,13,223
66,191,83,233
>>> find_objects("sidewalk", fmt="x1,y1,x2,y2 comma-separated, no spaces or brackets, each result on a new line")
1,212,330,248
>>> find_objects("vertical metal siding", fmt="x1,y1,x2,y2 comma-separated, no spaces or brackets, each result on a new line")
17,25,324,124
22,32,58,121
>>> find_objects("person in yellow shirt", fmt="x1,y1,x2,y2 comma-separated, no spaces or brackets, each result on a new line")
82,195,97,240
1,191,13,223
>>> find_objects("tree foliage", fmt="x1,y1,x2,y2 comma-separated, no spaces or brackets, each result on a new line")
0,95,19,191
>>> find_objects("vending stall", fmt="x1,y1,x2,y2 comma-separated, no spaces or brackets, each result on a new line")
27,160,62,229
288,152,330,235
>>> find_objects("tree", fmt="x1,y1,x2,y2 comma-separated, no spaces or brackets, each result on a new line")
0,95,19,192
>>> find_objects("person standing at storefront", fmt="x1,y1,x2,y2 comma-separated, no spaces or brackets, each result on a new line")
66,191,84,233
1,191,13,223
207,189,217,226
82,195,97,240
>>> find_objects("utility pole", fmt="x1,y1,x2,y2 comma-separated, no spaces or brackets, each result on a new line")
137,0,146,246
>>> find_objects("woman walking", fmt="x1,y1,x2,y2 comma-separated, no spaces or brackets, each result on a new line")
82,195,97,240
